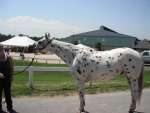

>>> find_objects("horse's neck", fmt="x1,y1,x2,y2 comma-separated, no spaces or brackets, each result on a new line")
49,40,79,65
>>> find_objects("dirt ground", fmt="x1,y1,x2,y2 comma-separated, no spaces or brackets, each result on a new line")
9,52,65,64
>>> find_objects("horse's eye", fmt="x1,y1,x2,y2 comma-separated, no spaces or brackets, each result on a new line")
38,41,42,44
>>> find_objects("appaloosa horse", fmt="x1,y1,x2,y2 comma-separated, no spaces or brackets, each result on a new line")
34,33,144,113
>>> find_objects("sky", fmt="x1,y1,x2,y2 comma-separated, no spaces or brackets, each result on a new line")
0,0,150,40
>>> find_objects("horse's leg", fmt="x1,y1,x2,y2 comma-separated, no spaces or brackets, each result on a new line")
127,77,139,113
77,80,85,112
88,81,92,87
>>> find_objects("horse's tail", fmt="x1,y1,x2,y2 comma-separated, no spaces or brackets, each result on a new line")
138,63,144,104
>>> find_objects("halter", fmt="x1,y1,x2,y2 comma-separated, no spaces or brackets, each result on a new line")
38,38,53,51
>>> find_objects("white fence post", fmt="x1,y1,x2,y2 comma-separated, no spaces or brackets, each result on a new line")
29,71,33,88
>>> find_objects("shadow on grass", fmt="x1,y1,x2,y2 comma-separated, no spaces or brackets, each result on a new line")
32,85,127,92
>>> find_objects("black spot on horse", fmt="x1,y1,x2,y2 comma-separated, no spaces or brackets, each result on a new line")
96,56,101,58
116,69,119,73
75,49,79,51
83,58,87,62
90,50,93,52
106,61,111,68
72,53,75,58
120,71,124,74
78,60,81,64
77,69,81,74
91,60,95,62
101,74,105,76
129,59,132,61
109,70,113,72
132,66,135,68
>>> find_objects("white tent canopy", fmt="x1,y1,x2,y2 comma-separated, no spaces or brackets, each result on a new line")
0,36,36,47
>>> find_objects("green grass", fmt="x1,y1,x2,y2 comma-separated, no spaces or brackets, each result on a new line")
13,59,67,67
10,60,150,97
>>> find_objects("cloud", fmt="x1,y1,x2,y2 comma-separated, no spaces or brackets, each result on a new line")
0,16,91,38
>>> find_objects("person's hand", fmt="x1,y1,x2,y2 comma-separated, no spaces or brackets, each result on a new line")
0,73,4,78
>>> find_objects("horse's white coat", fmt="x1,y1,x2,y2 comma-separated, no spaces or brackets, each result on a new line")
35,35,144,113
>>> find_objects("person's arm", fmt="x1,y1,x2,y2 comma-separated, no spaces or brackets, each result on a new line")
8,55,14,83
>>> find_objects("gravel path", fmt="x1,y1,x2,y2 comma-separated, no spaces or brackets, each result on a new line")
2,89,150,113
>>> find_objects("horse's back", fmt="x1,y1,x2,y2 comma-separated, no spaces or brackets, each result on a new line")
111,47,142,60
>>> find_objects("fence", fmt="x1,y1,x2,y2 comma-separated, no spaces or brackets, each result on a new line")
11,55,64,64
14,66,70,88
14,66,150,88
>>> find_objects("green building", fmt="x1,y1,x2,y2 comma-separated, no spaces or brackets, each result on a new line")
61,26,139,51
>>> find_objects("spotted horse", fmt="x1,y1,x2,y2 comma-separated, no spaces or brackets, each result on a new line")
34,33,144,113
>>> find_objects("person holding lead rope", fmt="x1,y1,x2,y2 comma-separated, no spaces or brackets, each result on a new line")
0,44,14,112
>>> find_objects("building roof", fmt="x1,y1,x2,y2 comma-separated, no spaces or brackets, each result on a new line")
133,39,150,49
61,26,138,47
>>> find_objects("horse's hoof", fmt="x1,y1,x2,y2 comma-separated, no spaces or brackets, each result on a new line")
128,106,133,113
78,108,85,113
128,110,133,113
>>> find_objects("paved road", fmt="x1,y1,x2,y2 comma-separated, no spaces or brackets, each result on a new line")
2,89,150,113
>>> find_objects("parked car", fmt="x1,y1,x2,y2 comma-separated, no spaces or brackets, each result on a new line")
141,51,150,64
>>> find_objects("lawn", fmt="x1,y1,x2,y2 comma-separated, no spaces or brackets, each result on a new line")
10,60,150,97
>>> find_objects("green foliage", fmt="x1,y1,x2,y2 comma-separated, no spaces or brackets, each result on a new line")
72,40,78,45
94,42,102,51
29,36,43,41
0,33,13,42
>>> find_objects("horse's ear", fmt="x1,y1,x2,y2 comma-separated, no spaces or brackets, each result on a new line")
45,33,48,39
48,33,50,38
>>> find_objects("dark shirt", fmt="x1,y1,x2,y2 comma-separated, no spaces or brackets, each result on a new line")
0,54,11,78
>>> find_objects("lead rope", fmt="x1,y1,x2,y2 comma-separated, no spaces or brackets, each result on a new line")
12,53,36,75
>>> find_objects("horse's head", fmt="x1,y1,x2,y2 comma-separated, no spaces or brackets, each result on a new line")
33,33,53,54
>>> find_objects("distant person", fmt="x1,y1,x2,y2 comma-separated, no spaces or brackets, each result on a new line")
0,44,14,112
20,53,25,60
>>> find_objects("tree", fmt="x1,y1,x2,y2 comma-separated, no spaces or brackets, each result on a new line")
19,34,24,36
95,42,102,51
0,33,13,42
72,40,78,45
